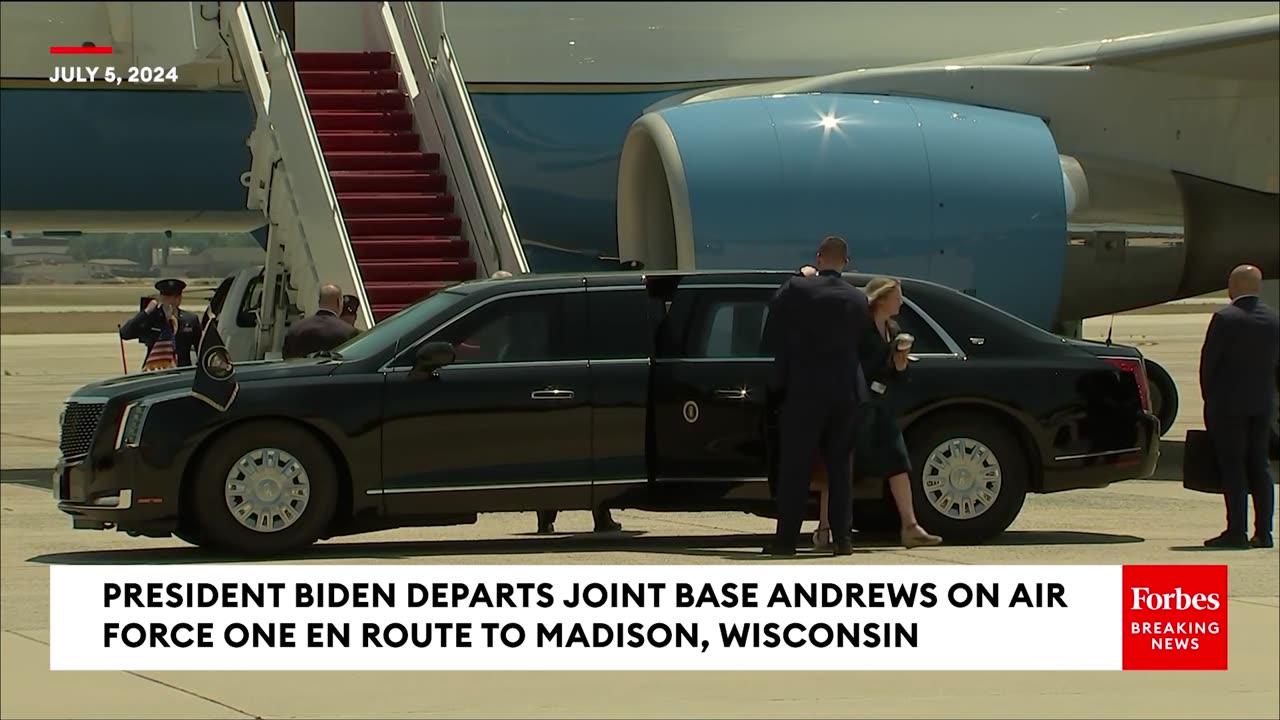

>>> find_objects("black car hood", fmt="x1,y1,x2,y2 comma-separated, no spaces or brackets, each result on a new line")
69,358,341,402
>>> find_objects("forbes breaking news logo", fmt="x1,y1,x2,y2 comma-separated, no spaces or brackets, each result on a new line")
1122,565,1228,671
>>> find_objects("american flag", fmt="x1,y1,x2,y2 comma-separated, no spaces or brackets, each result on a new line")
141,311,178,372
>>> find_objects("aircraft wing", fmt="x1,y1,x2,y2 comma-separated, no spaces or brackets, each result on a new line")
678,13,1278,103
930,13,1278,81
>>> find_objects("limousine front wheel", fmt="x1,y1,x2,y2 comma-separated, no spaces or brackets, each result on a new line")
191,421,338,556
907,412,1028,543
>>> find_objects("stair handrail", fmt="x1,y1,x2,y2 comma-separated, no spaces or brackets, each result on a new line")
229,1,374,330
379,3,497,278
396,1,529,274
226,4,273,211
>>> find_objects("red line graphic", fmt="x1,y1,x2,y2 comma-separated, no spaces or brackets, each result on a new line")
50,46,113,55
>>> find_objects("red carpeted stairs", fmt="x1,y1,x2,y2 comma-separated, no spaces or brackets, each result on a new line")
292,51,477,321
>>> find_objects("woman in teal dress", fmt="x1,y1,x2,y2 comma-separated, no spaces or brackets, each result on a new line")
807,274,943,549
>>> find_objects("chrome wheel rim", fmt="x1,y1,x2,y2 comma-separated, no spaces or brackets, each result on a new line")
224,447,311,533
921,438,1002,520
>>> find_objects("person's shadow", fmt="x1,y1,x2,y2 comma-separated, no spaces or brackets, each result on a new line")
29,529,1143,566
1167,545,1251,552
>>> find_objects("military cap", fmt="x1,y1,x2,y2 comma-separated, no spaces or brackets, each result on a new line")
155,278,187,295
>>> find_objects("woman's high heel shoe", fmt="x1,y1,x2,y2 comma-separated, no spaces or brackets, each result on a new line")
812,527,832,549
901,524,942,548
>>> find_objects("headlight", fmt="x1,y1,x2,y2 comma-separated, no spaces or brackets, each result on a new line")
114,401,151,450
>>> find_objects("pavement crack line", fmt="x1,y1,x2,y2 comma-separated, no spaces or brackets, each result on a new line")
1232,598,1280,609
897,552,971,565
0,431,57,445
6,630,261,719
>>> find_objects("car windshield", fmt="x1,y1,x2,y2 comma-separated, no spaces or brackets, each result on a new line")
330,290,468,361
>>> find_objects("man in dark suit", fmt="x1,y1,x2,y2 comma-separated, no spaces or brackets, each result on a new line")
120,278,203,368
1199,264,1279,549
282,284,360,359
761,236,873,557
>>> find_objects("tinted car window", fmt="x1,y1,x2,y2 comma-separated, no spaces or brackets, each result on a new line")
208,274,236,317
587,289,658,360
699,300,769,358
436,292,583,364
676,283,952,358
894,303,950,355
236,274,263,328
670,288,773,359
341,290,468,362
906,282,1062,355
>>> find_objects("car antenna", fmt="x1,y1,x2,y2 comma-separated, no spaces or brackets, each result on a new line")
1105,314,1116,346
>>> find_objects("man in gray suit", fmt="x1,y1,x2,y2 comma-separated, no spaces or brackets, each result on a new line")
1199,264,1280,549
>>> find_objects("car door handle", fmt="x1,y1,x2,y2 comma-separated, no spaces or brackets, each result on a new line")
531,389,575,400
714,388,750,400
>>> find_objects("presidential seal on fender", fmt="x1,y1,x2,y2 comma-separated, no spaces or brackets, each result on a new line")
191,311,239,412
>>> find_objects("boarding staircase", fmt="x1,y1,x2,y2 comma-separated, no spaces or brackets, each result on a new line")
297,49,473,319
223,1,526,346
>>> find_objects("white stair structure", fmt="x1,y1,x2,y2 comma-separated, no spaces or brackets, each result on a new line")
380,1,528,278
221,1,525,357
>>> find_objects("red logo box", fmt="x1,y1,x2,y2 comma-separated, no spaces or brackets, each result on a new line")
1122,565,1228,670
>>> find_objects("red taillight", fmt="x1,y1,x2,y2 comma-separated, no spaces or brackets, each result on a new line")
1103,357,1151,412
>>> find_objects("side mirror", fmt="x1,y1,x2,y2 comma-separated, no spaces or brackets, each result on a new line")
236,310,257,328
411,341,455,377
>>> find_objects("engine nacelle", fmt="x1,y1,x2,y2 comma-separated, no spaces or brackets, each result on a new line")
617,93,1076,329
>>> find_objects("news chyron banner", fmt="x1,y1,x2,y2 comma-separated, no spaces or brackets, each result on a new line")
49,564,1227,672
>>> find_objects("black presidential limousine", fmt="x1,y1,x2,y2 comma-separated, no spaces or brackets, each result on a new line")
55,271,1160,555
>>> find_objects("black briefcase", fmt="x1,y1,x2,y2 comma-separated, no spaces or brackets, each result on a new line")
1182,429,1223,494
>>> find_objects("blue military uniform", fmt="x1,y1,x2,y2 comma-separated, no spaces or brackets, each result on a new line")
120,279,204,368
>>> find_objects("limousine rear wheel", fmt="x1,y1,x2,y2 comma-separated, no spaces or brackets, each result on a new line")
191,421,337,556
906,412,1028,543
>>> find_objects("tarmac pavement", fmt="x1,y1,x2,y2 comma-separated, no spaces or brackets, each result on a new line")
0,334,148,469
0,479,1276,719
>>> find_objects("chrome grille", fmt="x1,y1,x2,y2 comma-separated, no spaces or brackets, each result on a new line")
59,401,106,460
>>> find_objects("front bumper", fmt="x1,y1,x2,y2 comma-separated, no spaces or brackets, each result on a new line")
55,450,180,535
1040,412,1161,493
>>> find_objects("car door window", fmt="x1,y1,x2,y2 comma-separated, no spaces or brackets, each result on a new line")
587,288,661,360
208,275,235,317
665,287,773,359
698,300,770,358
894,302,950,355
667,284,951,358
433,293,583,365
237,274,263,328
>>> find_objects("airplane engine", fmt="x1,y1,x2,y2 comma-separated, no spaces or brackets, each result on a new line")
617,93,1083,330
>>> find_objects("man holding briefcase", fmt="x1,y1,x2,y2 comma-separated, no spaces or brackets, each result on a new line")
1198,265,1279,550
